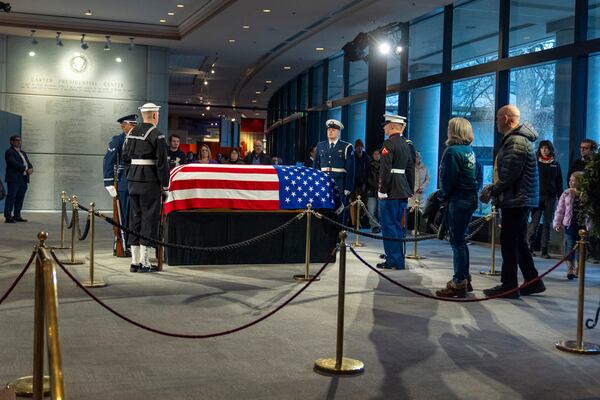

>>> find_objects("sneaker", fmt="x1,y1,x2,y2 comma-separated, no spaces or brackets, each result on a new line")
520,280,546,296
130,264,140,273
483,284,520,299
436,280,467,298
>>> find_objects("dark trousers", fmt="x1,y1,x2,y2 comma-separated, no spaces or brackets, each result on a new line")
527,197,556,252
380,198,408,268
117,189,129,248
4,181,28,219
127,182,160,247
500,207,540,288
447,194,478,283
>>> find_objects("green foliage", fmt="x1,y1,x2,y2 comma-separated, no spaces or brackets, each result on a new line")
581,153,600,238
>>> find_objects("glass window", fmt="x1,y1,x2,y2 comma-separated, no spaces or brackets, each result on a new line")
587,53,600,144
386,93,399,114
349,60,368,95
387,53,401,86
311,64,324,107
408,85,441,202
347,101,366,147
299,73,308,110
452,0,499,69
289,81,298,115
328,55,344,100
510,59,572,183
509,0,575,57
409,12,444,80
590,0,600,39
452,74,496,215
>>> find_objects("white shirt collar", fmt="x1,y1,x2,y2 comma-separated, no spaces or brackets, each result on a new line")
329,139,338,147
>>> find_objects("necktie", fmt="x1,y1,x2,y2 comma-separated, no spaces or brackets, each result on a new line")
330,142,334,150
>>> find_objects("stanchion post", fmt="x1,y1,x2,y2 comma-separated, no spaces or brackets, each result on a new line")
314,231,364,375
83,202,107,288
351,196,363,248
294,205,320,282
480,205,500,276
556,230,600,354
6,233,52,398
407,199,425,260
55,191,70,250
61,195,84,265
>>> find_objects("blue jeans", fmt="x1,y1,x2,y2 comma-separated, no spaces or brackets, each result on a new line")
564,223,581,263
447,194,478,283
379,198,408,268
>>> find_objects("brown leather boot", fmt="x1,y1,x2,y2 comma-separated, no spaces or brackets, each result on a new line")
436,280,467,298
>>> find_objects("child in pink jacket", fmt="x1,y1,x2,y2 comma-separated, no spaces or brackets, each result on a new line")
553,171,586,279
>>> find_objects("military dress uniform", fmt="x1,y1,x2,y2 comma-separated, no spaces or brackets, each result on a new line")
314,119,355,216
123,103,170,272
378,114,415,270
103,114,137,243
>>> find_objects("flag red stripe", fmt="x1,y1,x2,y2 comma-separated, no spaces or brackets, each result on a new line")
171,166,276,175
164,198,280,213
170,179,279,191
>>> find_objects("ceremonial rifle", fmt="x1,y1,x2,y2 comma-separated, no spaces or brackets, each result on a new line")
113,164,127,257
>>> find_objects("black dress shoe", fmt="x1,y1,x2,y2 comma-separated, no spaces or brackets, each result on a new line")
13,217,27,222
483,284,520,299
130,264,140,273
520,280,546,296
138,264,159,273
4,218,15,223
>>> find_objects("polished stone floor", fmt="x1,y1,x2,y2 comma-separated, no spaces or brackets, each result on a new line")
1,212,599,400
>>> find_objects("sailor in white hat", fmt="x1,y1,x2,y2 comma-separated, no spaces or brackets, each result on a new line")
314,119,355,218
122,103,169,273
377,113,415,270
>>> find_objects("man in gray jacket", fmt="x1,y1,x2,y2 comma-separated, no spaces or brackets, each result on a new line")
480,105,545,298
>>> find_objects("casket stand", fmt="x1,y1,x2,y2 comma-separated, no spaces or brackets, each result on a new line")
166,209,339,265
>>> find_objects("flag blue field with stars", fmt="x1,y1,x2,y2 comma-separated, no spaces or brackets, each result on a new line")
274,165,337,210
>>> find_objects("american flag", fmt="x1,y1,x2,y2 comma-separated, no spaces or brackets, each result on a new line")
164,164,337,215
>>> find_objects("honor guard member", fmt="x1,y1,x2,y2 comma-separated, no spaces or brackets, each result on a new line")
314,119,355,218
377,114,415,270
103,114,138,248
123,103,170,273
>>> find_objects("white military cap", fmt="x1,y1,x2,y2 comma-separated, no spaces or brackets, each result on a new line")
138,103,161,112
326,119,344,130
382,114,407,125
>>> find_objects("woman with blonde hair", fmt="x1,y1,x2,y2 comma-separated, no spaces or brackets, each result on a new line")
195,143,217,164
436,117,479,298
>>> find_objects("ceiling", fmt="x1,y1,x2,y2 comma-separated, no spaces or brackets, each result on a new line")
0,0,451,120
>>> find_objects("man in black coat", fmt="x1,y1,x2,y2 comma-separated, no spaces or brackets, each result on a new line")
480,105,544,298
4,135,33,223
244,140,271,165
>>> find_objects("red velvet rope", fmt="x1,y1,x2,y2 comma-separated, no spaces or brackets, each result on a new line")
0,251,35,306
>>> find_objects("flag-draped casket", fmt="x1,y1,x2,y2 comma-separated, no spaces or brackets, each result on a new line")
164,164,338,214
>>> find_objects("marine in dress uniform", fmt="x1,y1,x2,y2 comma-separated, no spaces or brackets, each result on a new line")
123,103,170,272
103,114,138,251
314,119,355,219
377,114,415,270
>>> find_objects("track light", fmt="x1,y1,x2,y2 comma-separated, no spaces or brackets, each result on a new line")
80,33,89,50
104,36,111,51
378,42,390,55
30,30,38,46
56,32,63,47
395,45,403,54
128,37,135,51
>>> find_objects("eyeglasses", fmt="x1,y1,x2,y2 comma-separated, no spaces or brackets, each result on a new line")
580,146,591,150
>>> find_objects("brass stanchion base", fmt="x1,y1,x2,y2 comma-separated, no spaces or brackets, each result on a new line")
480,270,501,276
406,255,426,259
82,280,108,288
314,357,365,375
350,243,364,248
6,376,50,396
293,274,320,282
555,340,600,354
61,259,85,265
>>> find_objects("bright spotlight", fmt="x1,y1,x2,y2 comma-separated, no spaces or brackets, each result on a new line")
378,42,391,55
395,45,403,54
115,57,122,63
28,51,36,57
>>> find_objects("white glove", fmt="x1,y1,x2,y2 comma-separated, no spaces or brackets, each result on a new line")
344,190,351,196
378,192,388,200
105,186,117,198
